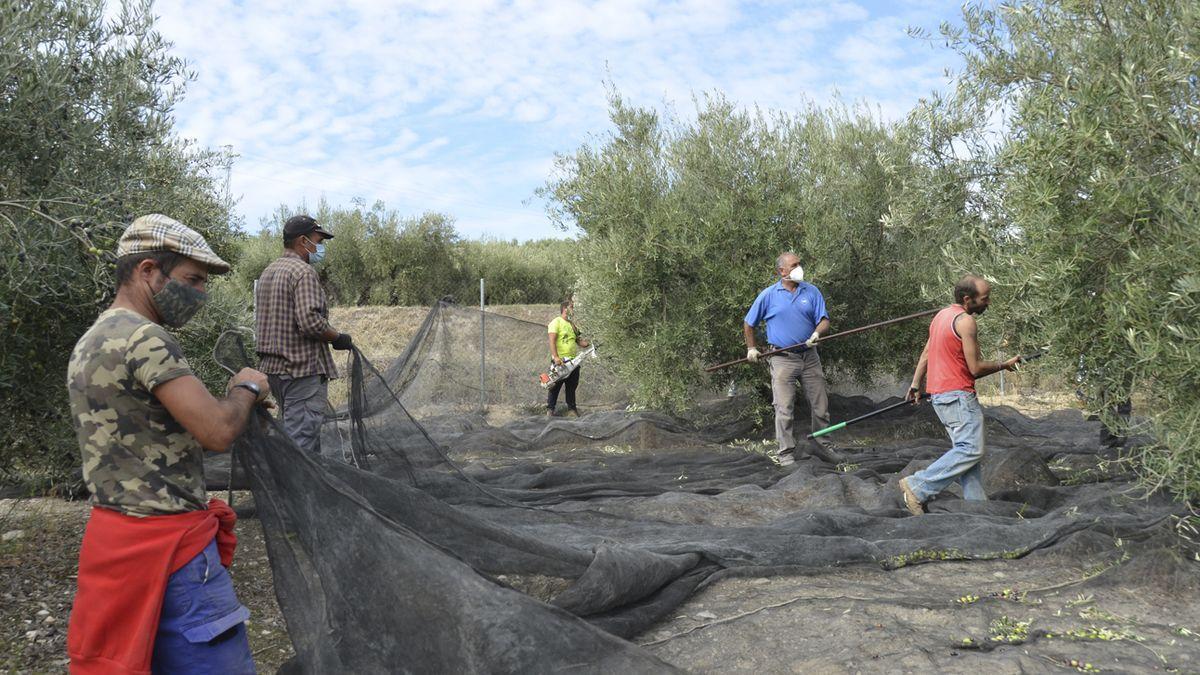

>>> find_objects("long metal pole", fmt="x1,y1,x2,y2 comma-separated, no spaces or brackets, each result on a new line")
705,307,940,373
807,349,1045,439
475,277,480,410
808,395,929,439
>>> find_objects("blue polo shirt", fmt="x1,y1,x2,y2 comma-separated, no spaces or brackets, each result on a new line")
744,281,829,349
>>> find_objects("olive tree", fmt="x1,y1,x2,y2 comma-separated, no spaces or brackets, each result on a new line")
900,0,1200,498
0,0,239,489
542,91,947,410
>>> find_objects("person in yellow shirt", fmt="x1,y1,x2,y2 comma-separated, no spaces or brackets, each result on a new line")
547,298,589,417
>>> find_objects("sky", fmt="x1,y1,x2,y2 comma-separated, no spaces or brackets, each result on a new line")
153,0,967,240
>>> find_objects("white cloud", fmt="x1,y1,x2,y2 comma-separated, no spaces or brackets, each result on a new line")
153,0,965,239
777,2,869,33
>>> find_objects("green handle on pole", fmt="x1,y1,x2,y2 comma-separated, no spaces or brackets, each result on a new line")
804,348,1047,440
805,397,924,439
810,421,847,439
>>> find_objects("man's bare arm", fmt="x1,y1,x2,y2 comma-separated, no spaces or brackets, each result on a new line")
957,314,1020,378
908,340,931,401
154,368,268,452
814,317,830,337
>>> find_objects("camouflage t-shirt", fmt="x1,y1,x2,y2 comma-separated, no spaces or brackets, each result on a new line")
67,307,207,517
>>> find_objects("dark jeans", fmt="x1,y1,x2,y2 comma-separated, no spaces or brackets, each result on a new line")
547,365,580,412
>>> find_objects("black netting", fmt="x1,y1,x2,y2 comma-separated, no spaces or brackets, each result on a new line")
346,302,628,420
212,303,1192,673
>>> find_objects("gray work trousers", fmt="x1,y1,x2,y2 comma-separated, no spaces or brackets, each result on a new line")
267,374,327,455
768,348,832,453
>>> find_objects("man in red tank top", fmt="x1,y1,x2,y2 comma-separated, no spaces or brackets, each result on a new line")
898,275,1022,515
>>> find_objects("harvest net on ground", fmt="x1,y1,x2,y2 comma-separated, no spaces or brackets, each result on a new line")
211,302,1197,672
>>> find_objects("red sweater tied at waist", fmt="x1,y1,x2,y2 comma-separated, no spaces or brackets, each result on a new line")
67,499,237,675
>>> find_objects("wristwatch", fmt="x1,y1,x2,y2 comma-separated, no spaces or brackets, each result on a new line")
233,381,262,400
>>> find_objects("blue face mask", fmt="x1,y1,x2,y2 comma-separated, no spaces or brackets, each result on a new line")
304,238,326,265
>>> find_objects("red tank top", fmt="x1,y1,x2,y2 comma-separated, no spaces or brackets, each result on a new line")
926,304,975,394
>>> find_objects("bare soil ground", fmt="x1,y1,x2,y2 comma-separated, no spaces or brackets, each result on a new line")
645,553,1200,673
329,303,554,362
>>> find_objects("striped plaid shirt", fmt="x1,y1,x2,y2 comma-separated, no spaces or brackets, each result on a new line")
254,250,338,378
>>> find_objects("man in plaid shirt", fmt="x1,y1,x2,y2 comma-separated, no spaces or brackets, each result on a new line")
255,215,353,455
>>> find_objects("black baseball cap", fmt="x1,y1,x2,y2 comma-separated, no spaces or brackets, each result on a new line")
283,214,334,239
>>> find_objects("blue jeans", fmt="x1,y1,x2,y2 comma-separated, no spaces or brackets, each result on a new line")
908,390,987,502
151,539,255,674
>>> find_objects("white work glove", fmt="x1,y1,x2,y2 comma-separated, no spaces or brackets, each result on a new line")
746,347,761,363
805,330,820,348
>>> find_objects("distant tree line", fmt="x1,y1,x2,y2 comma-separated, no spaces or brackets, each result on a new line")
230,201,573,309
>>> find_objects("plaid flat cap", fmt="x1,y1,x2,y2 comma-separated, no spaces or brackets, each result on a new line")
116,214,231,273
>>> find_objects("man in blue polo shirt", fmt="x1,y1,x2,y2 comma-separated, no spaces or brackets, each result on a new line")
743,252,842,466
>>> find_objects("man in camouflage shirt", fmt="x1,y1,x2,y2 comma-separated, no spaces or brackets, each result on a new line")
66,214,269,673
254,214,353,455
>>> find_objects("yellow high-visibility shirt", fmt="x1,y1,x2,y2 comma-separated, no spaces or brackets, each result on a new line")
547,316,578,360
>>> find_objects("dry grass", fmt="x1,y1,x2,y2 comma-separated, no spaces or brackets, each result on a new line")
329,304,556,366
0,498,83,673
326,304,556,407
977,390,1085,416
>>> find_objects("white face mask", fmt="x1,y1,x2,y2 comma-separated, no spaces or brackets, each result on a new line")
787,265,805,283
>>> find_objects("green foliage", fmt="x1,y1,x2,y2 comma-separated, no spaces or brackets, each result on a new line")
901,0,1200,499
459,237,575,305
0,0,238,489
226,227,281,299
988,616,1032,644
541,91,945,410
231,200,573,307
320,202,465,306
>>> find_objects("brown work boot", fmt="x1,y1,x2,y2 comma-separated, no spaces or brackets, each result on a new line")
899,476,925,516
